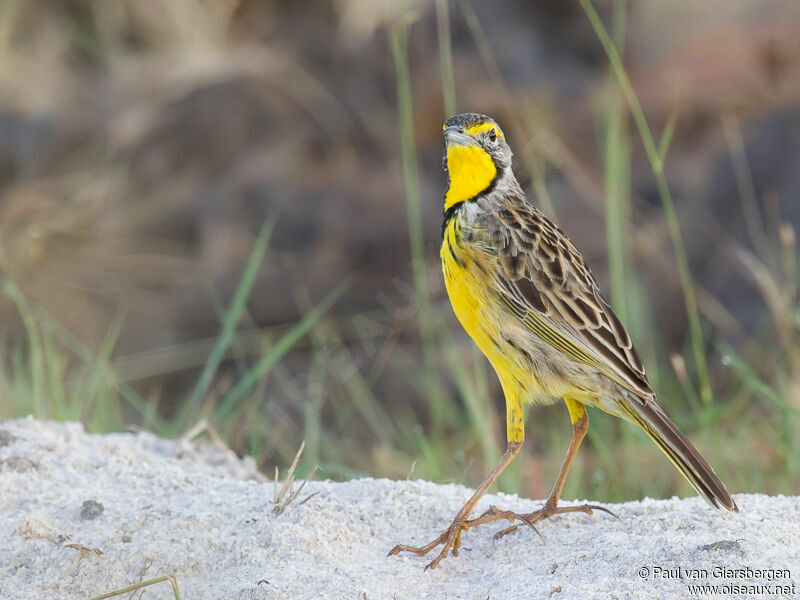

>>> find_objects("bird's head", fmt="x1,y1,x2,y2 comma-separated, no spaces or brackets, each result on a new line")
442,113,513,211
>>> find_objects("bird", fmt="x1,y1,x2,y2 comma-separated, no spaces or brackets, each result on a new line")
389,112,737,570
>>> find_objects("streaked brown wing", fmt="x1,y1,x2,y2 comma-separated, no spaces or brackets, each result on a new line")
489,201,654,399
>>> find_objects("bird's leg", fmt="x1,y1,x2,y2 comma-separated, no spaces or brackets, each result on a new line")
472,401,617,540
388,440,522,570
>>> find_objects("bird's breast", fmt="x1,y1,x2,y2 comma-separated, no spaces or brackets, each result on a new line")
441,216,493,355
441,214,537,403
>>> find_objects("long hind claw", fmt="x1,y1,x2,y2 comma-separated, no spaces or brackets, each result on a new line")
490,502,620,540
466,506,545,542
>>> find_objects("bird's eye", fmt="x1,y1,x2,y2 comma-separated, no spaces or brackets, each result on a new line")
488,129,497,142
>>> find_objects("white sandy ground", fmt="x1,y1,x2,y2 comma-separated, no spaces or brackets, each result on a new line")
0,418,798,600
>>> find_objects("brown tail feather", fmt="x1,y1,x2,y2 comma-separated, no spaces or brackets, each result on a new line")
621,397,738,511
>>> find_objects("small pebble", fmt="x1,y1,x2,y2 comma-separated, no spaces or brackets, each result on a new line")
0,430,15,447
698,539,743,553
81,499,104,520
1,456,36,472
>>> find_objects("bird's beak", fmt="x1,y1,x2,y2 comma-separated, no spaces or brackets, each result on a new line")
443,126,476,147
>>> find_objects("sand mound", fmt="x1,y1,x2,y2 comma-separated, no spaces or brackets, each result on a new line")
1,418,797,599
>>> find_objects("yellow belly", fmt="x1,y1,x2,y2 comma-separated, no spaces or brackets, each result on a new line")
441,218,531,441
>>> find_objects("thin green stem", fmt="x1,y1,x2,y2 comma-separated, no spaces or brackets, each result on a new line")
657,111,678,162
390,22,446,432
214,280,350,423
180,216,276,426
722,113,772,266
436,0,457,117
602,0,630,324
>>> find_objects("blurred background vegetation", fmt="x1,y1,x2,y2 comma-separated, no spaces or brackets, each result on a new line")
0,0,799,503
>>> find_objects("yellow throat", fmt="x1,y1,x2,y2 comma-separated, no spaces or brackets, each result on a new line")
444,144,497,211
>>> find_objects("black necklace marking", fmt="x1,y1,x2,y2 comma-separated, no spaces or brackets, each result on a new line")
441,162,506,237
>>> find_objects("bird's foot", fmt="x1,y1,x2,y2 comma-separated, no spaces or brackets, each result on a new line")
475,501,619,541
388,513,481,570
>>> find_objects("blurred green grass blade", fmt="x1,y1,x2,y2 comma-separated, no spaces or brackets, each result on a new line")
304,318,396,447
2,279,45,415
0,0,21,59
303,342,327,467
445,339,498,471
603,76,631,323
390,20,451,434
580,0,712,406
611,0,627,46
721,344,799,416
41,328,66,420
390,23,428,310
657,111,677,162
207,287,252,374
579,0,660,167
414,424,443,480
723,344,799,478
83,312,125,430
181,216,277,426
214,279,350,423
0,276,170,434
779,224,797,302
315,323,396,445
586,414,621,481
436,0,457,117
736,247,795,349
602,0,632,327
722,113,772,265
